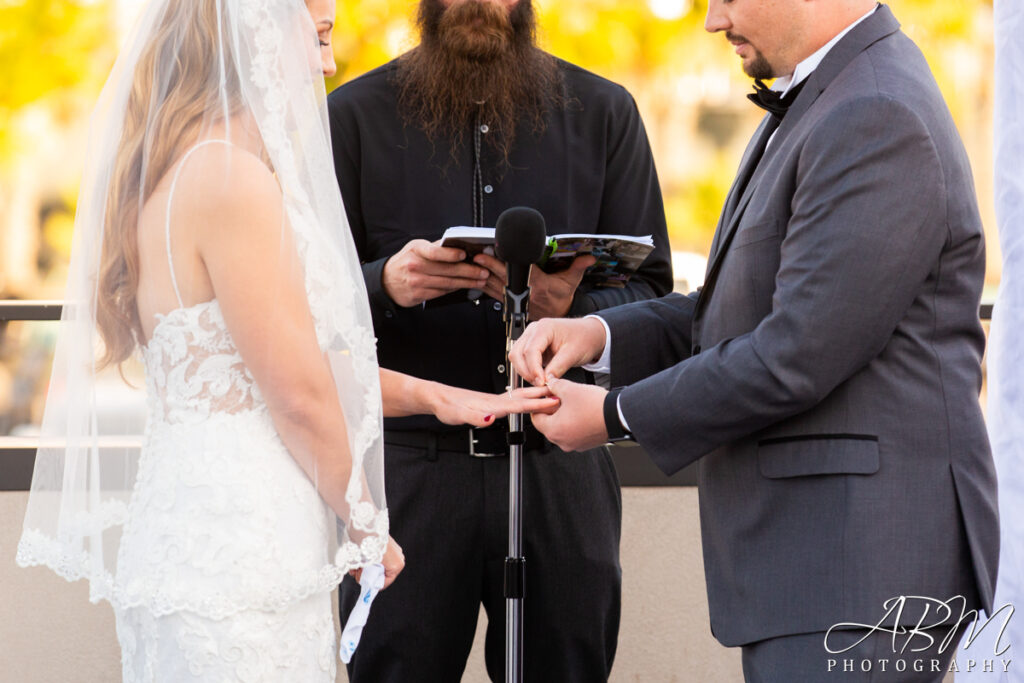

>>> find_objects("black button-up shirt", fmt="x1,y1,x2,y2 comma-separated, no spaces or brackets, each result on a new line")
327,58,672,432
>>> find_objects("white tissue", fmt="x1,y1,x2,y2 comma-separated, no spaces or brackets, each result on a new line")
339,564,386,664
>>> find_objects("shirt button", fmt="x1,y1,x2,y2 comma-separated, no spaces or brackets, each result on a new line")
484,184,493,194
497,364,506,374
480,124,490,134
492,301,502,311
385,310,394,319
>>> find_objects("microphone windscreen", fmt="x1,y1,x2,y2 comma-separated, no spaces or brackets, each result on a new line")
495,207,547,266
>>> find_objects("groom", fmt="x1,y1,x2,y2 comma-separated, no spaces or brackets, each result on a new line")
511,1,1000,679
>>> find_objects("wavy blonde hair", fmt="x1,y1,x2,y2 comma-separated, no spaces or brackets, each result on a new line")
96,0,242,369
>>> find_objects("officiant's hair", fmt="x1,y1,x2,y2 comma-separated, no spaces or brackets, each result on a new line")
97,0,244,370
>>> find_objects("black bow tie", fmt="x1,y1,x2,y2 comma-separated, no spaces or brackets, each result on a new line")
747,78,806,120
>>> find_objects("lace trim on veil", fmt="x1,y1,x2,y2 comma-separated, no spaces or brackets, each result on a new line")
18,528,370,619
239,0,386,548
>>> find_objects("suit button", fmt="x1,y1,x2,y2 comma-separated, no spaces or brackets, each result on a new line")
493,301,502,311
693,345,701,354
385,310,394,319
498,364,506,373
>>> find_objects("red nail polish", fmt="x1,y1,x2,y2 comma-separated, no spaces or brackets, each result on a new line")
484,415,494,422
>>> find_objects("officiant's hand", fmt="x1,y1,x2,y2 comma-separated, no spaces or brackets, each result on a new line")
430,384,560,427
473,253,597,320
531,377,609,452
510,316,607,387
382,239,491,307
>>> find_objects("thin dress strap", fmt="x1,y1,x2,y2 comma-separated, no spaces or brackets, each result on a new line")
164,139,233,308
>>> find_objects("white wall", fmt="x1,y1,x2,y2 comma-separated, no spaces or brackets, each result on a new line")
1,488,743,682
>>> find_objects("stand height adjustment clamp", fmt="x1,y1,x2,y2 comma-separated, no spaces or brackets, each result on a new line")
504,557,526,600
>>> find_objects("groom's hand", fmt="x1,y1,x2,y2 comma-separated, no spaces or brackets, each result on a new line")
531,377,609,452
382,239,491,307
510,316,607,386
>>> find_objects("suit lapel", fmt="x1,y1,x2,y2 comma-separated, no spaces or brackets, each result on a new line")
697,4,902,315
708,115,778,262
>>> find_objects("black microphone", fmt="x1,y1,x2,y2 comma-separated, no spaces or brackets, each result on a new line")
495,207,547,297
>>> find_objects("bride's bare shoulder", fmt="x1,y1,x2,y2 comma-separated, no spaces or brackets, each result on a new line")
171,144,282,234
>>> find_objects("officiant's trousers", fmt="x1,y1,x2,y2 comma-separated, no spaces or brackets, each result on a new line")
339,440,622,683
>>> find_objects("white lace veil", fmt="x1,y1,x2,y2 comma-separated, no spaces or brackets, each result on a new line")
16,0,387,613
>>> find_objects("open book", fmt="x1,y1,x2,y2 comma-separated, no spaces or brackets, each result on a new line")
440,226,655,289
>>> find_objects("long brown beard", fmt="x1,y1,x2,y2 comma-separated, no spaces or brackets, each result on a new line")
393,0,563,163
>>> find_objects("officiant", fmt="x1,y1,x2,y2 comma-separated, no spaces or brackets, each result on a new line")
326,0,671,680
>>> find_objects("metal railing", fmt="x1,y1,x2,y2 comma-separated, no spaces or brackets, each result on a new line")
0,300,995,490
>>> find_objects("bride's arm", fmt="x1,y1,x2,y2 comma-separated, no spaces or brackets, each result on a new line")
379,368,559,426
183,149,403,583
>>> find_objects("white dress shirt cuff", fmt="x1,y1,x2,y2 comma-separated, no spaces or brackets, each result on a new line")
616,395,632,433
581,315,612,374
580,316,632,433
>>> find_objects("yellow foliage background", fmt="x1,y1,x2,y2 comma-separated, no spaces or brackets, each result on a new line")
0,0,998,296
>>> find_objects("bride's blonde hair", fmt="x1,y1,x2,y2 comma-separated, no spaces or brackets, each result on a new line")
97,0,242,368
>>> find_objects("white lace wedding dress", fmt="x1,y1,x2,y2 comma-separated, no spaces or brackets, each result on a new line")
110,142,338,682
17,4,390,679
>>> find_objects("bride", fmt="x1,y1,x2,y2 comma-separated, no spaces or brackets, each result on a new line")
16,0,557,680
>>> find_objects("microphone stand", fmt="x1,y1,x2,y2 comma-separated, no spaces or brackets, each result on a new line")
504,284,530,683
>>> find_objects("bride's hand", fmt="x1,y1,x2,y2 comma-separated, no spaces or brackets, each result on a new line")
380,536,405,589
431,385,560,427
349,535,405,588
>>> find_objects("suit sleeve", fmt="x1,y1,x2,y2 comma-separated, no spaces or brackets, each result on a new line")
568,90,673,316
597,292,699,386
327,90,398,321
619,96,949,475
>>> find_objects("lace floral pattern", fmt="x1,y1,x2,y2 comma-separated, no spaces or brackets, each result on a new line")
115,590,337,682
91,297,385,618
142,301,262,424
18,296,388,617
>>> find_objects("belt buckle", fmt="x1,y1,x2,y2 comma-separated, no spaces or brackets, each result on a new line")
469,428,504,458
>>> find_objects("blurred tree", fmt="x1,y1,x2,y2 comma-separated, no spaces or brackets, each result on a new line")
0,0,114,294
0,0,996,285
324,0,994,255
0,0,115,162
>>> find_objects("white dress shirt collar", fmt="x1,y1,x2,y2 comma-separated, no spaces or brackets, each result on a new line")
773,4,879,95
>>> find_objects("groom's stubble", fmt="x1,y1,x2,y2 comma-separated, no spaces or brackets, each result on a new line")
393,0,563,162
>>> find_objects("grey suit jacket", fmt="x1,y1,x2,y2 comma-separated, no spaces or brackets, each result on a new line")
600,5,998,646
